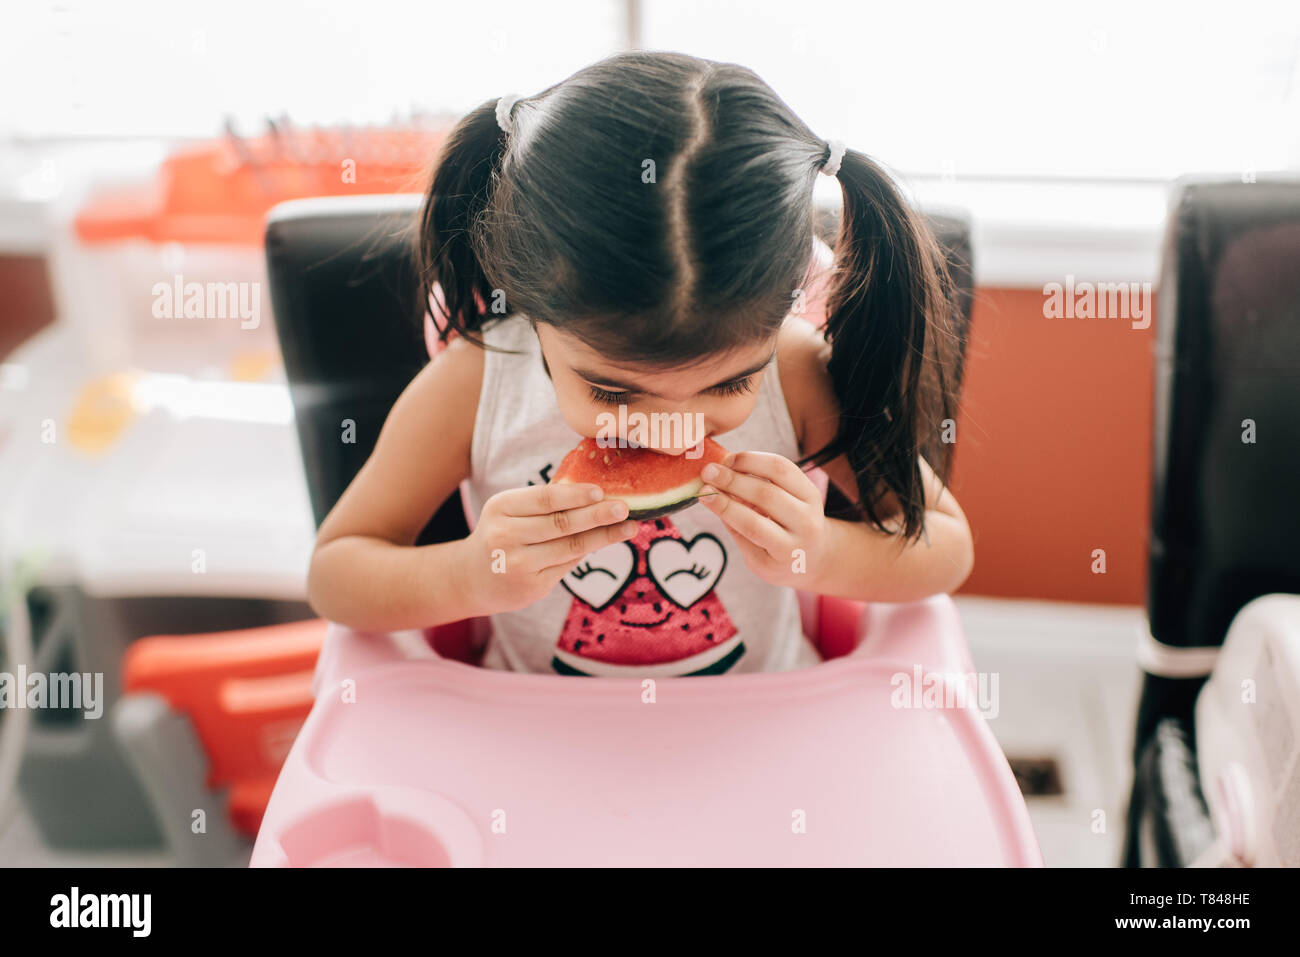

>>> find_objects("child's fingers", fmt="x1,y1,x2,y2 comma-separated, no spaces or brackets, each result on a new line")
720,451,823,507
531,516,640,571
700,461,803,532
724,525,776,572
494,481,604,517
698,485,785,558
514,498,630,545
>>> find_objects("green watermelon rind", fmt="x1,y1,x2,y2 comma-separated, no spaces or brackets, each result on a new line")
625,495,707,521
554,478,706,520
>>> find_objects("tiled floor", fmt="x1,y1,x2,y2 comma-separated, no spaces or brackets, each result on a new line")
0,596,1145,867
956,596,1145,867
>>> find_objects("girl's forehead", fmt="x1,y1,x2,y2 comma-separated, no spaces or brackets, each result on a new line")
535,322,777,391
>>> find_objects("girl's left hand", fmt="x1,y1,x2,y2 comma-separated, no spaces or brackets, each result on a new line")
698,451,829,589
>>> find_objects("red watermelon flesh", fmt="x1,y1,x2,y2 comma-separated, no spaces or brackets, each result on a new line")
551,435,731,520
555,514,738,672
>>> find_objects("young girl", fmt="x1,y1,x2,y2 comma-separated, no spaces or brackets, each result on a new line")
306,50,973,676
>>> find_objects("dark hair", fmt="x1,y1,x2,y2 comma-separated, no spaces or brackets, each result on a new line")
417,50,961,542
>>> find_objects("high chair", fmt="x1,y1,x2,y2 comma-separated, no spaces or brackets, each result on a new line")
1121,176,1300,867
240,193,1041,866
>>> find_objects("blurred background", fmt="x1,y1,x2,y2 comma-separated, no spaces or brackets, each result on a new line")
1,0,1298,868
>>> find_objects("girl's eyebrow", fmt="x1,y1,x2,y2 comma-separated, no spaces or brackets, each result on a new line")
573,349,777,398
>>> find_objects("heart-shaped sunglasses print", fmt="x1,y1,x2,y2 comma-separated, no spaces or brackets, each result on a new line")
560,533,728,611
646,534,727,609
560,540,636,611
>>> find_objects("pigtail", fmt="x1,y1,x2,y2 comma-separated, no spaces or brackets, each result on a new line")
415,98,514,349
801,148,961,543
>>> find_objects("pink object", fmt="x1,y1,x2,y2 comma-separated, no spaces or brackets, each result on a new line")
274,240,1043,866
250,592,1042,867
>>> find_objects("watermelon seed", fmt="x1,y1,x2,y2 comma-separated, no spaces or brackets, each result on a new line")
588,450,596,459
653,602,662,613
706,633,714,641
597,633,604,642
680,623,689,630
603,454,611,464
574,640,585,652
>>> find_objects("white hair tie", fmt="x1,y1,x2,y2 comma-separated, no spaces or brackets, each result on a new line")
496,94,523,134
821,139,847,178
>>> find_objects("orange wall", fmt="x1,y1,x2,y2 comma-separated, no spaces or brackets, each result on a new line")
950,288,1153,605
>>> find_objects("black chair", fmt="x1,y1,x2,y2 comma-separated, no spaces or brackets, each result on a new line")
265,195,472,548
1122,177,1300,866
266,194,974,544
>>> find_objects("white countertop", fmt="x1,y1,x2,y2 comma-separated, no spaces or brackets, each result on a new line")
0,325,315,600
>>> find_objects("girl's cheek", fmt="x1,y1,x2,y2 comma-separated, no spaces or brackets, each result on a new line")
702,394,762,436
551,384,618,438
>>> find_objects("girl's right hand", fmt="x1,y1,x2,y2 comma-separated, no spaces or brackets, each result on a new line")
456,483,639,614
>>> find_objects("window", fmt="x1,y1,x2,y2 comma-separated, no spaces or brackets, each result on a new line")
8,0,1297,180
2,0,623,137
642,0,1300,180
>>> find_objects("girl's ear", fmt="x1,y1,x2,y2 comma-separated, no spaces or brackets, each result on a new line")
793,234,836,330
800,148,961,543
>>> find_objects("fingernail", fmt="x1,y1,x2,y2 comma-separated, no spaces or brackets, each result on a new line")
589,487,603,501
612,501,628,519
702,464,720,481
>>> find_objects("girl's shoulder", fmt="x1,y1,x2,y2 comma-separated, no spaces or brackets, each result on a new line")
776,315,833,455
776,233,844,460
777,317,862,505
403,330,485,443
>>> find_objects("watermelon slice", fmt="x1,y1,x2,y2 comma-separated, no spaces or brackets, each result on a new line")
551,436,731,521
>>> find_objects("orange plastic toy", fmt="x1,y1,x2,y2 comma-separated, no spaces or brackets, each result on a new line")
121,617,328,835
75,119,450,247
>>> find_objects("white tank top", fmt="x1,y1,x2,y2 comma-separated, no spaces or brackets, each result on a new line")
458,313,823,676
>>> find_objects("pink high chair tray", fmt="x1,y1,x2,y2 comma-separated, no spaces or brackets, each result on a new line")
250,595,1042,867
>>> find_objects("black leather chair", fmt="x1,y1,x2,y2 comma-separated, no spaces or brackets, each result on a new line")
265,195,472,547
266,194,973,540
1122,177,1300,866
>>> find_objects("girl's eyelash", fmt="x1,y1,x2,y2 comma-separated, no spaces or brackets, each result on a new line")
587,376,753,405
588,385,629,405
709,376,754,397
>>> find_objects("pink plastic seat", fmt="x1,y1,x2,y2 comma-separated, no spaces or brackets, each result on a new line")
250,592,1040,867
255,251,1039,865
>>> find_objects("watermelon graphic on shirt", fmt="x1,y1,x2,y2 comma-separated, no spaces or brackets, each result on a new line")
553,515,742,677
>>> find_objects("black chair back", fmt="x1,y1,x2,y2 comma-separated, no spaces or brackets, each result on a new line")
266,195,469,546
1125,176,1300,866
1149,178,1300,652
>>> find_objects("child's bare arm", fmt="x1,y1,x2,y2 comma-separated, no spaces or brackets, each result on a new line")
306,335,485,631
769,317,975,602
814,456,975,602
307,335,639,632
